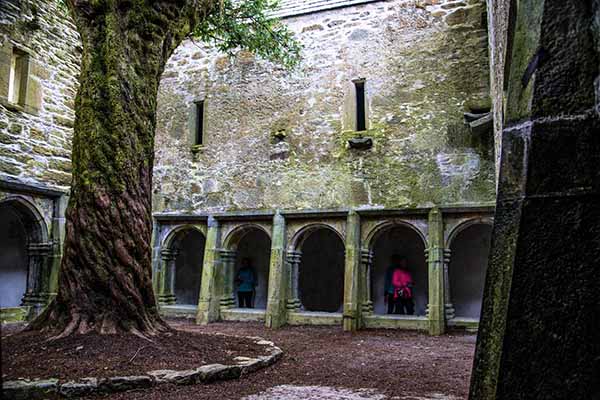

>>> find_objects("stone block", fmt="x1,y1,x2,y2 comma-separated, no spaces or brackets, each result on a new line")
59,378,98,397
98,375,154,392
2,379,59,400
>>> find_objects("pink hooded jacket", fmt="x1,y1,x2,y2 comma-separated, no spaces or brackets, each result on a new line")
392,268,413,299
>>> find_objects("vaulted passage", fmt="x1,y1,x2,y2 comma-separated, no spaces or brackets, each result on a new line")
449,223,492,319
173,230,206,305
299,228,345,313
371,226,428,316
233,229,271,309
0,204,28,308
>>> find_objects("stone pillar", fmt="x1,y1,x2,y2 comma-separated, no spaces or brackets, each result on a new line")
443,248,455,320
470,4,600,399
427,207,445,336
21,242,52,309
157,248,177,305
265,211,287,328
47,194,68,301
285,250,302,311
197,216,221,324
219,250,236,310
360,249,374,316
343,210,361,332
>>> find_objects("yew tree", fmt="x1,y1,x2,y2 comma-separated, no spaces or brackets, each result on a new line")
30,0,300,337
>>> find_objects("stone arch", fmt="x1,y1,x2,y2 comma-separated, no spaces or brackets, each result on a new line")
160,225,206,305
447,217,493,248
367,220,428,316
448,220,493,319
162,224,205,250
295,224,346,313
223,223,271,251
365,220,427,251
290,222,345,251
223,224,272,309
0,196,50,309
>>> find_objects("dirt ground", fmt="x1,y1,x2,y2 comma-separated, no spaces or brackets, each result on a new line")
2,327,265,380
1,320,476,399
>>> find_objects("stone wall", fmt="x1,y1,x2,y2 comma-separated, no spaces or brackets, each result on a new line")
485,0,510,180
0,0,80,191
154,0,494,214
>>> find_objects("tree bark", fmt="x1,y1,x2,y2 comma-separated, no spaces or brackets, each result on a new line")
30,0,215,337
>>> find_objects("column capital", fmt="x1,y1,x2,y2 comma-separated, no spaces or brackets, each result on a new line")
219,249,237,261
27,242,53,256
160,248,178,260
360,248,373,265
286,250,301,263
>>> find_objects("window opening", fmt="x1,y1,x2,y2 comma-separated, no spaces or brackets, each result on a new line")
195,100,204,145
354,80,366,131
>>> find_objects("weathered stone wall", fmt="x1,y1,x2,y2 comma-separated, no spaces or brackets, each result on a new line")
0,0,80,190
485,0,510,180
154,0,494,214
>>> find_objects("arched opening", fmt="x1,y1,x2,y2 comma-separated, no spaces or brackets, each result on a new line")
449,223,492,319
0,198,47,309
370,225,428,316
232,228,271,309
0,204,29,308
298,227,345,313
171,229,206,306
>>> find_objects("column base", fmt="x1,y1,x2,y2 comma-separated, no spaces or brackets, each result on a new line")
158,294,176,305
220,296,235,310
286,298,301,311
361,300,374,315
445,303,455,320
21,292,50,307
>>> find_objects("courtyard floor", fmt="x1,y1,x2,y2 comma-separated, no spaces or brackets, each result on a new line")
94,319,476,400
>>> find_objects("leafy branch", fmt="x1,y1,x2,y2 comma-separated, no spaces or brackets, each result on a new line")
192,0,303,69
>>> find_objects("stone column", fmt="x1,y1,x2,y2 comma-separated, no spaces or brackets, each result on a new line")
47,194,68,301
197,216,221,324
343,210,361,332
219,250,237,310
265,211,287,328
285,250,302,312
157,248,177,305
427,207,445,336
470,4,600,398
443,248,455,320
21,242,52,309
360,249,374,316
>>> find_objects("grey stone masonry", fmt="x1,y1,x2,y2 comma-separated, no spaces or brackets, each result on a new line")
0,0,80,191
154,0,493,214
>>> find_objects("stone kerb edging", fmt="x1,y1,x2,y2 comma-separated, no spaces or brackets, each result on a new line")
2,335,283,399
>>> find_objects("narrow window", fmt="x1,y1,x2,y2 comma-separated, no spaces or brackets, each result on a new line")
194,100,204,145
354,80,366,131
8,49,28,105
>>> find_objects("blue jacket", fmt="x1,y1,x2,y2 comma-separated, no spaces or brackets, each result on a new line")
384,266,395,294
236,267,256,292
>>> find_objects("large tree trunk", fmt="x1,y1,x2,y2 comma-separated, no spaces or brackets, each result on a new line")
30,0,213,337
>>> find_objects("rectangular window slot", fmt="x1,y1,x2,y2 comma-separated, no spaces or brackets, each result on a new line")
354,80,366,131
195,100,204,145
8,49,28,105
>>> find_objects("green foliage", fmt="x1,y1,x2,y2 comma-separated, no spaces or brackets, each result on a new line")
192,0,302,69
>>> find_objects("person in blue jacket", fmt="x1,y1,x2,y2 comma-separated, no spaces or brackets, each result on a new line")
235,258,256,308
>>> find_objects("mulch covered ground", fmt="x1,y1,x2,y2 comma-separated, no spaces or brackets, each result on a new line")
1,320,476,399
101,320,475,399
1,327,265,380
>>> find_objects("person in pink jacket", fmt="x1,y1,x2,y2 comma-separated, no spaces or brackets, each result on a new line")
384,255,415,315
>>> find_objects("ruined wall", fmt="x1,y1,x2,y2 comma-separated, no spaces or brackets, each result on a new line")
0,0,80,190
154,0,494,214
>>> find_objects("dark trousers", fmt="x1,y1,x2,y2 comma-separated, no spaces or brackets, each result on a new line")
238,291,253,308
386,294,414,315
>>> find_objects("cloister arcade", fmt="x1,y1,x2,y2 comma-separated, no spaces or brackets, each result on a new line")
0,186,66,323
152,206,494,334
